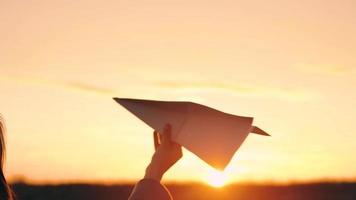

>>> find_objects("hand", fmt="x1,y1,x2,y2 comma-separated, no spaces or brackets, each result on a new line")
144,124,183,182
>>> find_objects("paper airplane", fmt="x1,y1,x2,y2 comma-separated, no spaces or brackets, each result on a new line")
113,98,269,170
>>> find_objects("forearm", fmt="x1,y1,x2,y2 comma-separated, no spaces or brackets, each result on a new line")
144,162,164,182
128,179,172,200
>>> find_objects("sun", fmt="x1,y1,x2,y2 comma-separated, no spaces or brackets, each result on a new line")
205,169,228,188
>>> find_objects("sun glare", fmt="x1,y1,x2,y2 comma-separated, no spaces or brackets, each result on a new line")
206,169,228,188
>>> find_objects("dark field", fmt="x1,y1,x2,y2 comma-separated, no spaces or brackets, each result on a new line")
12,182,356,200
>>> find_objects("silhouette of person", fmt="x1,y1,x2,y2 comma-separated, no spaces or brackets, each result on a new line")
128,124,182,200
0,116,15,200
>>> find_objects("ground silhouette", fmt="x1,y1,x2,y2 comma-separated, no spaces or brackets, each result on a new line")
12,182,356,200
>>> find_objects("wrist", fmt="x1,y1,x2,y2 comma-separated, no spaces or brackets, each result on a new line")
144,163,164,181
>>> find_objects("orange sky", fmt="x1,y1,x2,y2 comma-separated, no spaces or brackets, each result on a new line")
0,0,355,184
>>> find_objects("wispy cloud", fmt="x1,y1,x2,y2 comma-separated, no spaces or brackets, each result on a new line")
0,75,117,96
295,63,353,76
63,81,117,95
0,75,317,101
154,81,317,102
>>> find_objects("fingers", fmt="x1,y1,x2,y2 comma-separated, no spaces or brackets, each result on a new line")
154,123,174,148
153,131,160,150
161,124,172,144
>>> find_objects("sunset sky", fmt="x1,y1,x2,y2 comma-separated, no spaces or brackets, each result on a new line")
1,0,355,185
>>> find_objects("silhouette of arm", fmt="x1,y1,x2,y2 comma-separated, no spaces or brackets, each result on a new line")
128,124,182,200
128,179,172,200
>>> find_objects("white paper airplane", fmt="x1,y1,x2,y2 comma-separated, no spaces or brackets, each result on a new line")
113,98,270,170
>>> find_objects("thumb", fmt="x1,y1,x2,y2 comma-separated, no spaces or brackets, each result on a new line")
153,131,160,150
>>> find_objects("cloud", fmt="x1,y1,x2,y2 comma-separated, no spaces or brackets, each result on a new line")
0,75,117,96
0,75,317,101
63,81,116,95
154,81,317,102
295,63,353,76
